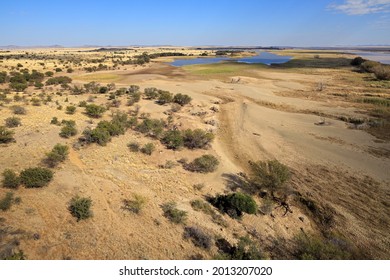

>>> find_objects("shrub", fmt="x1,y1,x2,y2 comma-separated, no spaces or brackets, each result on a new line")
59,121,77,138
99,86,108,94
2,169,20,189
350,56,366,66
293,233,355,260
96,120,124,136
5,117,21,128
45,71,54,77
144,87,159,99
140,143,155,155
85,104,106,118
20,167,53,188
31,98,41,106
67,68,73,73
161,130,184,150
173,93,192,106
185,154,219,173
183,129,214,149
372,65,390,81
55,67,62,72
0,126,15,143
128,85,140,94
45,144,69,167
69,196,92,221
50,117,59,125
122,194,146,214
82,127,111,146
248,160,290,193
0,192,14,211
135,118,165,138
78,100,87,107
183,226,212,250
45,76,72,86
157,91,173,105
360,61,380,73
11,106,26,115
127,141,140,152
210,192,257,219
161,201,187,224
65,105,76,115
216,236,264,260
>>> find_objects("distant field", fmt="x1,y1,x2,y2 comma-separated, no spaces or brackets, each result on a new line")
74,72,123,83
183,62,267,76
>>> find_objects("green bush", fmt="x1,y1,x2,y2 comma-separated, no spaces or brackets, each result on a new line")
5,117,21,128
2,169,20,189
248,160,290,193
59,121,77,138
173,93,192,106
161,130,184,149
45,144,69,167
20,167,53,188
82,127,111,146
96,120,124,136
183,226,212,250
161,201,187,224
360,61,380,73
185,154,219,173
210,192,257,219
144,87,159,99
85,104,106,118
69,196,93,221
45,76,72,86
65,105,76,114
183,129,214,149
50,117,59,125
140,143,155,155
0,126,15,143
0,192,14,211
157,91,173,105
135,118,165,138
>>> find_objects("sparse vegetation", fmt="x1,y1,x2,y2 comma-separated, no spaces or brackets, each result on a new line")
122,194,146,214
161,130,184,150
173,93,192,106
65,105,76,114
11,105,26,115
216,236,264,260
69,196,93,221
20,167,53,188
183,226,212,249
127,141,140,152
161,201,187,224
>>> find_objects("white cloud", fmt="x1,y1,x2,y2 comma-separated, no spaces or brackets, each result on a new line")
329,0,390,15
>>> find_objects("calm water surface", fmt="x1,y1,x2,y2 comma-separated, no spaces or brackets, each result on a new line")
170,52,292,67
351,51,390,65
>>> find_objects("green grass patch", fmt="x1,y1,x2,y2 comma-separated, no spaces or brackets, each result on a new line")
184,62,266,76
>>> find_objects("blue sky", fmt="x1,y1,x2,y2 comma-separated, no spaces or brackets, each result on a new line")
1,0,389,46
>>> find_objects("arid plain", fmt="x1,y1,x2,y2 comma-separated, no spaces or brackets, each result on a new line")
0,47,389,259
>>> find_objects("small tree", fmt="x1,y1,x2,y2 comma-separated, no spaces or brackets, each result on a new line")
69,196,92,221
59,121,77,138
183,129,214,149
